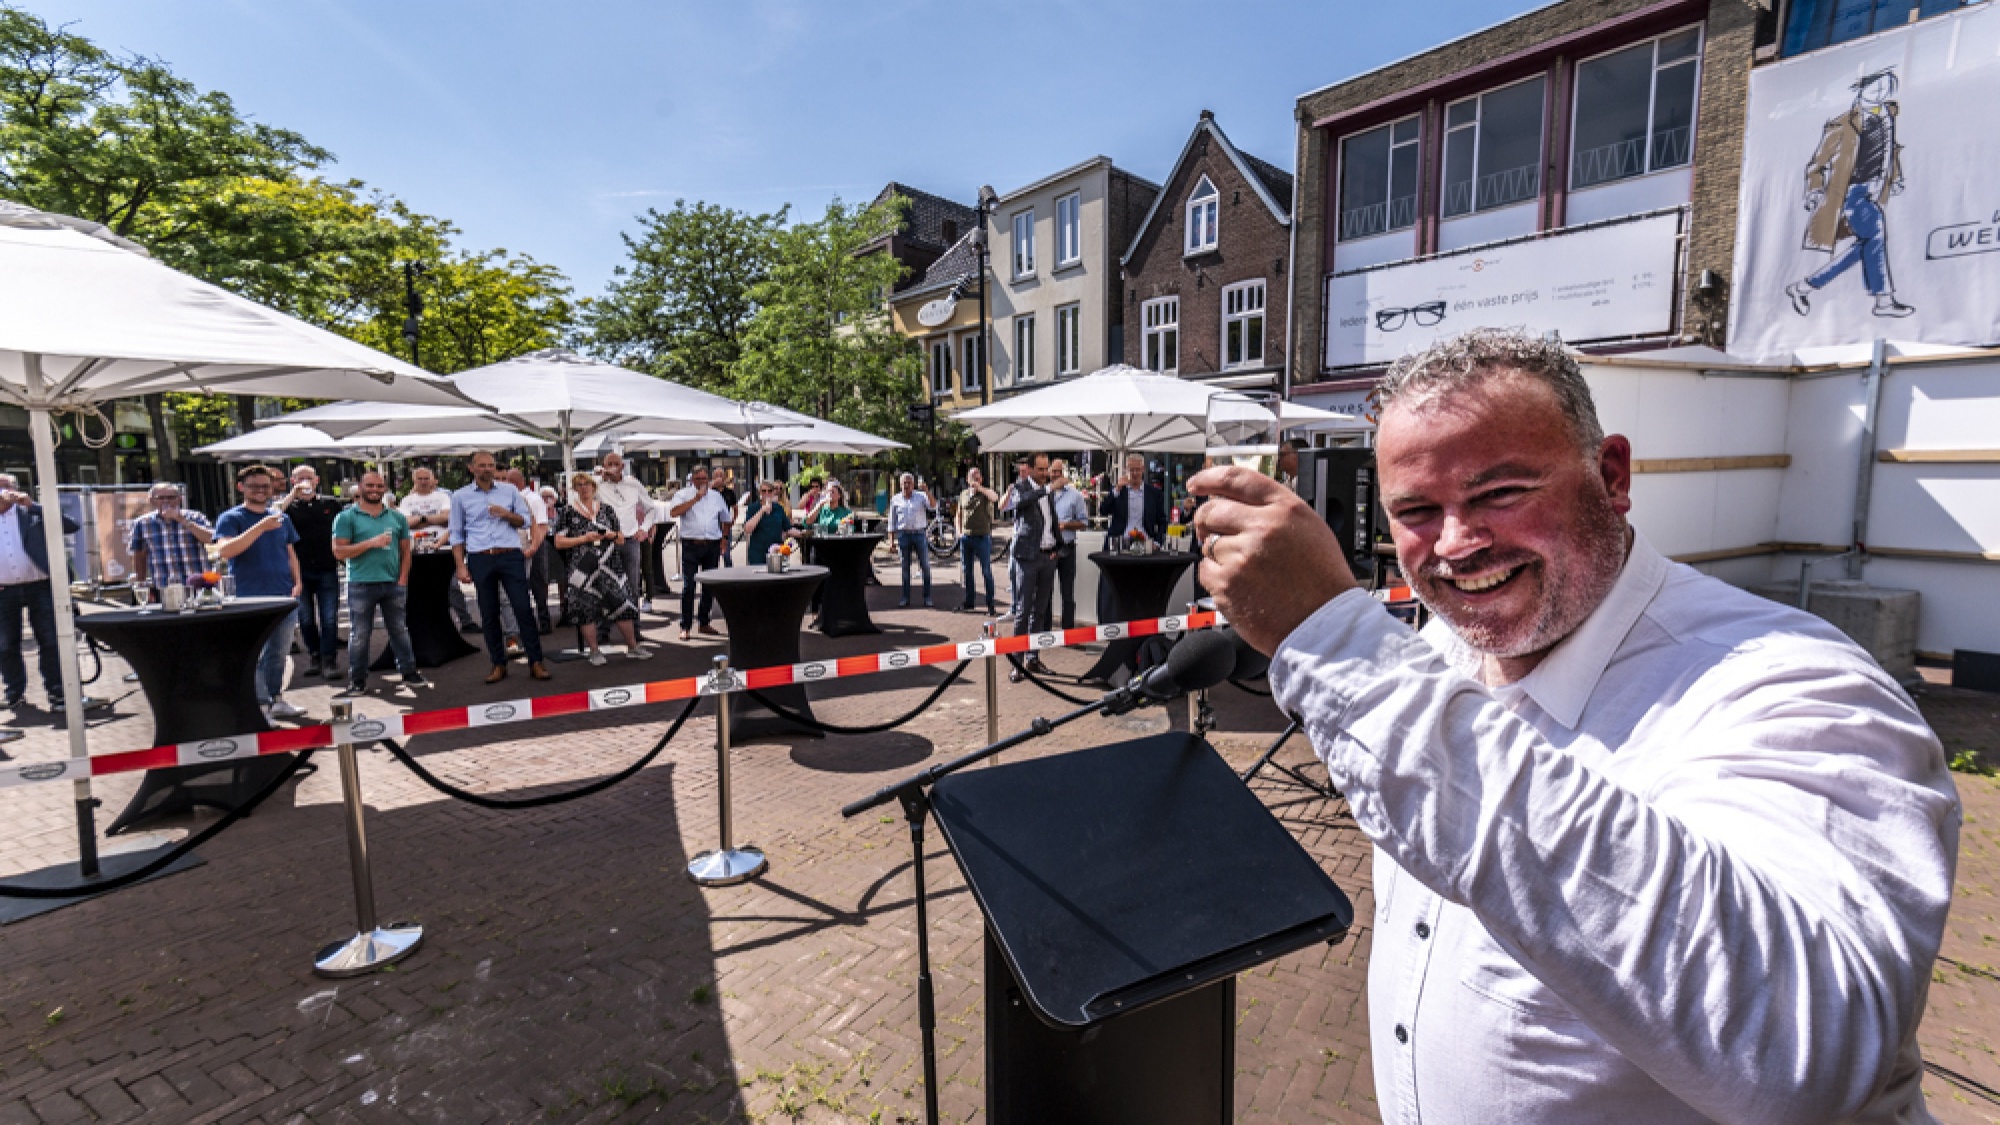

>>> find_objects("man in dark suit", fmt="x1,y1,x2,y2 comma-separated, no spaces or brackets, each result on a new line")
0,474,83,715
1007,452,1059,682
1104,453,1168,544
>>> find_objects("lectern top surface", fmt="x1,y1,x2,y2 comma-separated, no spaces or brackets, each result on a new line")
930,733,1351,1028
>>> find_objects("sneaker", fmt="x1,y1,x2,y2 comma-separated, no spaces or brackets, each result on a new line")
400,671,429,686
458,621,481,634
51,695,109,713
334,684,367,699
898,599,910,608
2,695,22,711
1785,281,1812,316
587,650,607,667
505,636,524,657
625,647,653,660
268,699,308,720
1873,295,1916,318
924,598,933,608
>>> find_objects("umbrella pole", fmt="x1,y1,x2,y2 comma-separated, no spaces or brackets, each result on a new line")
560,416,576,479
29,405,98,877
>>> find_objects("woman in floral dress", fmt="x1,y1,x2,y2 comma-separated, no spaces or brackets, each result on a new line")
553,472,651,665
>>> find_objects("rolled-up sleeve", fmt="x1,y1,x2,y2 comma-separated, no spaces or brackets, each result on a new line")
1269,591,1960,1123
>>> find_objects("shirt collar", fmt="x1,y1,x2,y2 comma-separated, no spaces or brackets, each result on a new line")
1431,528,1669,731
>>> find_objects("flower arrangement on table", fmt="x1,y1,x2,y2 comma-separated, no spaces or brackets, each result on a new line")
1123,528,1153,555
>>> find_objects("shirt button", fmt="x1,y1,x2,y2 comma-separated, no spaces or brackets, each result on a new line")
1394,1024,1409,1044
1415,921,1431,940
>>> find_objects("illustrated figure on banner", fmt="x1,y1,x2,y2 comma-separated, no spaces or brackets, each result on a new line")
1784,68,1915,319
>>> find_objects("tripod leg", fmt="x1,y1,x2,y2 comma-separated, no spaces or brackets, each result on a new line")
909,811,941,1125
1239,719,1301,784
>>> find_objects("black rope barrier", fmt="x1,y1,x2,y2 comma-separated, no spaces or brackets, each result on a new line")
745,661,971,736
380,695,701,810
1229,677,1272,697
0,749,319,899
1007,653,1096,706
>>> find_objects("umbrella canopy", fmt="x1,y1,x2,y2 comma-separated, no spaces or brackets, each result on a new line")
0,202,481,411
197,424,544,462
954,365,1350,453
0,199,490,875
578,407,907,458
271,348,781,471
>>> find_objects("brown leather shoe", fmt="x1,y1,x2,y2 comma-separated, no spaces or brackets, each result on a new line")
529,662,552,681
698,623,722,636
485,664,507,684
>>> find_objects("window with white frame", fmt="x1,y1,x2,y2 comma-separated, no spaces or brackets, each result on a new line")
961,333,983,393
1011,209,1035,278
1055,303,1082,376
1221,281,1265,369
1338,115,1422,241
1441,76,1546,218
1013,314,1037,383
1570,29,1702,190
1142,297,1179,374
1185,176,1218,255
1055,193,1081,267
930,338,952,397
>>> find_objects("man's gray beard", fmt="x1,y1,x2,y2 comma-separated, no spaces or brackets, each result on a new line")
1415,486,1631,660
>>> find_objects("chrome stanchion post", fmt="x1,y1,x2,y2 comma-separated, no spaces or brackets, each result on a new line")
981,620,1000,753
314,701,424,977
1188,601,1217,739
689,655,767,886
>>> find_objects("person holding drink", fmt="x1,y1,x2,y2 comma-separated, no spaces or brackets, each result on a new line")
554,472,650,665
126,482,213,597
742,480,793,566
214,465,305,721
331,471,424,696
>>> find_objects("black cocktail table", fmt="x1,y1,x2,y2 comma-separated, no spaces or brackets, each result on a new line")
75,597,299,834
806,533,884,637
699,565,827,741
373,551,480,670
1083,551,1198,683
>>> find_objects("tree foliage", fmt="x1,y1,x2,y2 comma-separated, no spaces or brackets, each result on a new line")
730,196,925,446
585,200,784,393
0,6,574,462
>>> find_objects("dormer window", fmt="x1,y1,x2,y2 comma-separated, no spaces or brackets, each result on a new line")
1185,176,1218,255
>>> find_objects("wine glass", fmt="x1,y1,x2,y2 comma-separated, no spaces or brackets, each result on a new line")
1204,391,1283,478
132,576,153,614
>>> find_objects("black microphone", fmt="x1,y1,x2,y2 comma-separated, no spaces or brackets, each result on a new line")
1099,628,1240,715
1223,627,1269,683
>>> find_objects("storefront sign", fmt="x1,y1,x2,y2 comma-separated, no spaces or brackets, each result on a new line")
1731,3,2000,359
917,297,957,328
1324,211,1681,368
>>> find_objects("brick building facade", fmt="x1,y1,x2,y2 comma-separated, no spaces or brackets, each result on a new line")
1288,0,1764,399
1121,111,1294,389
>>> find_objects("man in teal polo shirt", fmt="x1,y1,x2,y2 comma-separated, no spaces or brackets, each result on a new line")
332,471,425,697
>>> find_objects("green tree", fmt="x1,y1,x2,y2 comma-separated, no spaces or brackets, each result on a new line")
731,196,924,447
585,200,784,392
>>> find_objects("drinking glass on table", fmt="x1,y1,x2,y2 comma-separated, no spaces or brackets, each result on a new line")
219,574,237,603
132,576,152,613
1204,391,1283,478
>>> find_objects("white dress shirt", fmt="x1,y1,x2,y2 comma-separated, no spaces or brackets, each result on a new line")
889,491,933,533
0,506,47,585
591,473,652,537
669,487,732,541
517,488,548,551
1268,532,1958,1124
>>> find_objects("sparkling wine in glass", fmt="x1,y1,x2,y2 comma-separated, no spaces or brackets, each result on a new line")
132,577,153,613
1205,391,1283,478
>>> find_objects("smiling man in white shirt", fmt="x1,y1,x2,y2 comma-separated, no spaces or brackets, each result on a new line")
1192,327,1959,1123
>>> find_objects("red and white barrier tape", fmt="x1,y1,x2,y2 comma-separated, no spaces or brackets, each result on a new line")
0,611,1222,791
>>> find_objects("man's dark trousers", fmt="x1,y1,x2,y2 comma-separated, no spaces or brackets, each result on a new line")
467,550,543,665
526,547,555,631
296,567,341,665
1055,544,1078,629
681,539,721,628
0,579,60,706
1011,550,1056,636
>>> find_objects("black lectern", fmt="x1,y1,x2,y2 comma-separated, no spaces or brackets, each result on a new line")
929,733,1352,1124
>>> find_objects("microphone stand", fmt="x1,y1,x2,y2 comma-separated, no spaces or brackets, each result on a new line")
839,691,1139,1125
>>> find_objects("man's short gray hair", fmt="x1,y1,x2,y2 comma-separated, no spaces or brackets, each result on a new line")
147,481,183,497
1378,328,1604,455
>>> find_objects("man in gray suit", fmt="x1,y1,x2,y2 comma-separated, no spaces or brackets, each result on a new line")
1007,452,1059,682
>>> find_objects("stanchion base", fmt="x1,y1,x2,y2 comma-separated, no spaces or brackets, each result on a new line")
687,847,767,887
314,923,424,978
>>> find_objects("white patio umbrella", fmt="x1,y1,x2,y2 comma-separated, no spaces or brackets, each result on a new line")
270,348,782,474
0,200,483,875
578,407,907,458
954,364,1351,453
197,424,543,462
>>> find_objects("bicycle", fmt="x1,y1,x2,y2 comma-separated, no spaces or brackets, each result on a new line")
927,501,960,560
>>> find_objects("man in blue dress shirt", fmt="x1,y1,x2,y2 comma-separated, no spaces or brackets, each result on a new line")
449,451,549,684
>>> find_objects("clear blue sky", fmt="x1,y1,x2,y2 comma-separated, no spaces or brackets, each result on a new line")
29,0,1535,297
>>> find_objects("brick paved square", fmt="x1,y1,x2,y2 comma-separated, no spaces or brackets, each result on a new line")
1,557,1995,1122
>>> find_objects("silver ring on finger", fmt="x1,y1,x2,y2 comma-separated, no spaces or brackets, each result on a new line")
1203,533,1224,561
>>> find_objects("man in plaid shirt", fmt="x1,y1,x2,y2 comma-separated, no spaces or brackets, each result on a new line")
126,481,214,591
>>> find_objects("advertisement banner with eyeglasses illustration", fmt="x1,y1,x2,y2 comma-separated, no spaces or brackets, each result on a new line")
1730,3,2000,361
1323,209,1682,369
